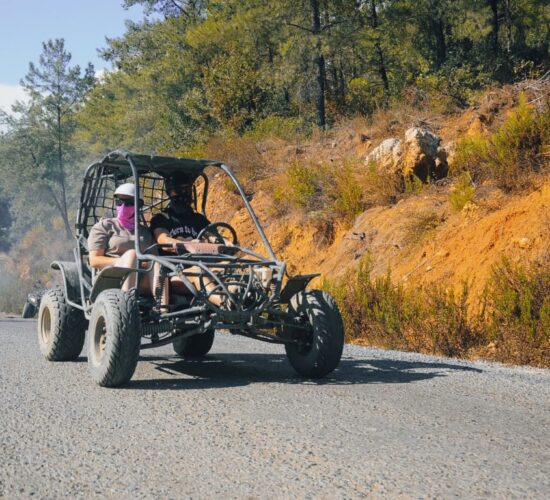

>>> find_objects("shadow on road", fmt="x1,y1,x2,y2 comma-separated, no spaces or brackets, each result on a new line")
126,352,482,390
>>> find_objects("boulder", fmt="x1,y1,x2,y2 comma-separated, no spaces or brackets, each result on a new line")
365,128,448,182
402,127,448,181
365,138,403,176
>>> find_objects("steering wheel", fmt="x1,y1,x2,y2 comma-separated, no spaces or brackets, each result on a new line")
197,222,238,245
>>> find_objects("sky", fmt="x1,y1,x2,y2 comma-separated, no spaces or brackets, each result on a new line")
0,0,147,113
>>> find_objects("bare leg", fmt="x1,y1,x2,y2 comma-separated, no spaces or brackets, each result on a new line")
115,249,138,292
170,266,238,306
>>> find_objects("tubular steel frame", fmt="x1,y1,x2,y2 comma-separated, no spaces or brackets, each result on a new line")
70,151,307,350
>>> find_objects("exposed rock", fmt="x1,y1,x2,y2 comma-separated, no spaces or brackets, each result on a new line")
365,128,448,181
365,138,402,175
402,127,448,181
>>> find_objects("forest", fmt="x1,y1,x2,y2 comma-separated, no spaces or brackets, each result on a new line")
0,0,548,364
1,0,548,241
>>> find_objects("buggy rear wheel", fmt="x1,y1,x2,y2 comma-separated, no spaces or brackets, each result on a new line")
37,287,87,361
22,301,36,319
283,290,344,378
173,329,215,357
87,289,141,387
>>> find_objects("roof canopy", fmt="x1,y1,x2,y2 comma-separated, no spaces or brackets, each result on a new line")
93,150,223,181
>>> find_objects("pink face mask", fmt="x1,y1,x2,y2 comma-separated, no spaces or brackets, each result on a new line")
116,204,135,231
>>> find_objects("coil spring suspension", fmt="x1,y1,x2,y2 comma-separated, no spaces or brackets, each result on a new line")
142,321,173,340
154,266,167,311
270,282,279,307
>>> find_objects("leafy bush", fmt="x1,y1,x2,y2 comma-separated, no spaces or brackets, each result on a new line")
325,164,365,224
483,257,550,366
449,171,475,211
324,256,477,357
403,174,424,195
413,66,491,113
244,115,310,142
203,135,267,186
362,161,401,206
283,161,366,228
324,254,550,367
454,94,550,191
285,161,320,209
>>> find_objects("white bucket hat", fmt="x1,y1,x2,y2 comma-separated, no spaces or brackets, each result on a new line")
114,183,136,198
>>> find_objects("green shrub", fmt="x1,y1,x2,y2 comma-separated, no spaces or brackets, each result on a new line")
454,94,550,191
449,171,475,211
404,174,424,195
483,257,550,365
286,161,319,209
325,164,365,225
221,177,239,194
323,255,477,357
244,115,309,142
362,161,401,206
324,254,550,367
414,66,491,113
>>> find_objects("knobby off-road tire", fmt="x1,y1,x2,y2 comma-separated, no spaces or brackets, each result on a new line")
37,287,87,361
173,329,215,357
22,301,36,319
87,289,141,387
284,290,344,378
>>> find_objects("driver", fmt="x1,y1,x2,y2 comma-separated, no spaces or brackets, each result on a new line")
150,173,210,248
150,173,225,305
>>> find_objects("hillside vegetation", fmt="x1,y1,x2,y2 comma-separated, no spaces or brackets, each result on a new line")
0,0,549,366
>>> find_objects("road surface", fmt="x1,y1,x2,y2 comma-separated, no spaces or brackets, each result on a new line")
1,318,549,498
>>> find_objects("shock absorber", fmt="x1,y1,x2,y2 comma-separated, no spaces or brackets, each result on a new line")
154,266,167,312
270,281,279,307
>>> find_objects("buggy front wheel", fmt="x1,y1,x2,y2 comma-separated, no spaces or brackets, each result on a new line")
283,290,344,378
87,289,141,387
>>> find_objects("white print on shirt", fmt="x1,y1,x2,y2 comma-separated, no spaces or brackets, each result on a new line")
170,225,199,238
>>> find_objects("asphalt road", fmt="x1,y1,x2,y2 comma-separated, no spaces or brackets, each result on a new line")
1,318,549,499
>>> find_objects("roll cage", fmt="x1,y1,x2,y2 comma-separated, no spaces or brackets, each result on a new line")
58,150,317,348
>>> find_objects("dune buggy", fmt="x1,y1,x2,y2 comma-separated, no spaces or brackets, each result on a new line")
37,150,344,387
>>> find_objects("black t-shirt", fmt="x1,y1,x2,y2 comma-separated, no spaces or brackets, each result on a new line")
150,207,210,240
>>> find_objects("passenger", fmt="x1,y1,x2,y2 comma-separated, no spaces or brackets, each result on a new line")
87,183,156,295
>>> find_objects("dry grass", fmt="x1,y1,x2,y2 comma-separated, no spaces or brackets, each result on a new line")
403,211,445,247
324,254,550,367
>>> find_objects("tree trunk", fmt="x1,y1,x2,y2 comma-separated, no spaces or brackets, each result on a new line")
488,0,500,55
370,0,390,100
503,0,513,53
434,17,447,68
311,0,326,128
